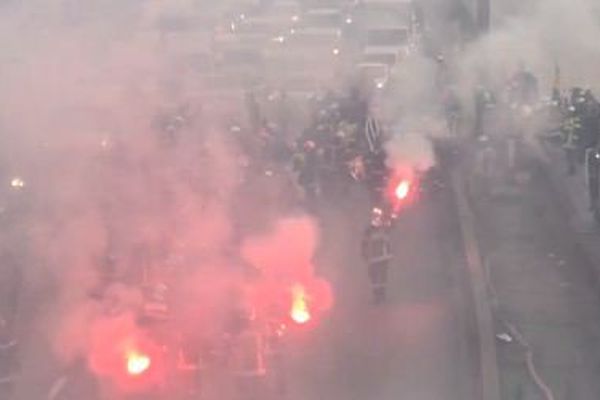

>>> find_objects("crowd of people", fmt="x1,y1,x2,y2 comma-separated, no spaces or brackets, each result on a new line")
551,87,600,174
459,61,600,220
551,85,600,220
225,88,392,217
234,84,418,305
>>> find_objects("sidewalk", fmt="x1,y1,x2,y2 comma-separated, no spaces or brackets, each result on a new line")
463,138,600,399
530,139,600,281
531,140,597,232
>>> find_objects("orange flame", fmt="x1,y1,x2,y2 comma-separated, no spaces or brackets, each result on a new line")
126,351,151,376
290,284,311,324
395,180,410,200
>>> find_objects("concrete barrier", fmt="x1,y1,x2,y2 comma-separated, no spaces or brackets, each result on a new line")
450,169,501,400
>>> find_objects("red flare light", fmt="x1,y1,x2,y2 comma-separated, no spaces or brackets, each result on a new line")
395,180,411,200
126,351,151,376
290,284,311,324
88,315,166,392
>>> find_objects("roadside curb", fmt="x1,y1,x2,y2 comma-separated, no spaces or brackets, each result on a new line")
450,169,501,400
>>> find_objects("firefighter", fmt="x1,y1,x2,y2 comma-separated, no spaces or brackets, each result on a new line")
435,54,451,91
230,329,267,400
562,105,583,175
320,131,348,199
294,140,320,206
263,316,286,396
473,85,495,138
509,64,539,106
142,283,169,321
175,336,203,399
341,86,368,128
586,145,600,217
364,149,388,203
571,87,587,112
224,306,267,400
443,87,462,136
361,215,393,304
580,90,600,152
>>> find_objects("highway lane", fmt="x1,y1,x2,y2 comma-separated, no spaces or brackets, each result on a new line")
469,145,600,399
5,150,485,400
285,148,480,400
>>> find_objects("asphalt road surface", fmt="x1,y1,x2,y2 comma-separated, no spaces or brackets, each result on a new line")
285,148,480,400
7,147,484,400
470,142,600,399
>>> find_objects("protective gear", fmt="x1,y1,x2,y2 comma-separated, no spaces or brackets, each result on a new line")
362,225,392,263
295,145,320,205
571,87,586,110
365,150,388,203
579,91,600,150
473,86,495,138
370,206,395,228
361,225,392,304
562,109,583,175
175,341,202,397
443,88,461,135
142,283,170,321
229,330,267,399
370,207,385,228
586,148,600,215
510,67,539,105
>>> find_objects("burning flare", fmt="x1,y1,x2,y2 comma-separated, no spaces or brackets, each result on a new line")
126,351,151,376
10,177,25,189
290,284,311,324
395,180,411,200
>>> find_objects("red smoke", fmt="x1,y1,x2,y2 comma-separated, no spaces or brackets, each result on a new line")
287,278,333,326
241,217,318,281
242,217,333,327
88,313,166,393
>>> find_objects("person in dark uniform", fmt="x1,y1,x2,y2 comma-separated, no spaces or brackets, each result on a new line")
443,87,462,135
586,146,600,215
294,140,320,207
562,105,583,175
364,149,388,203
510,65,539,105
361,216,393,304
580,90,600,153
582,90,600,216
473,85,495,138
